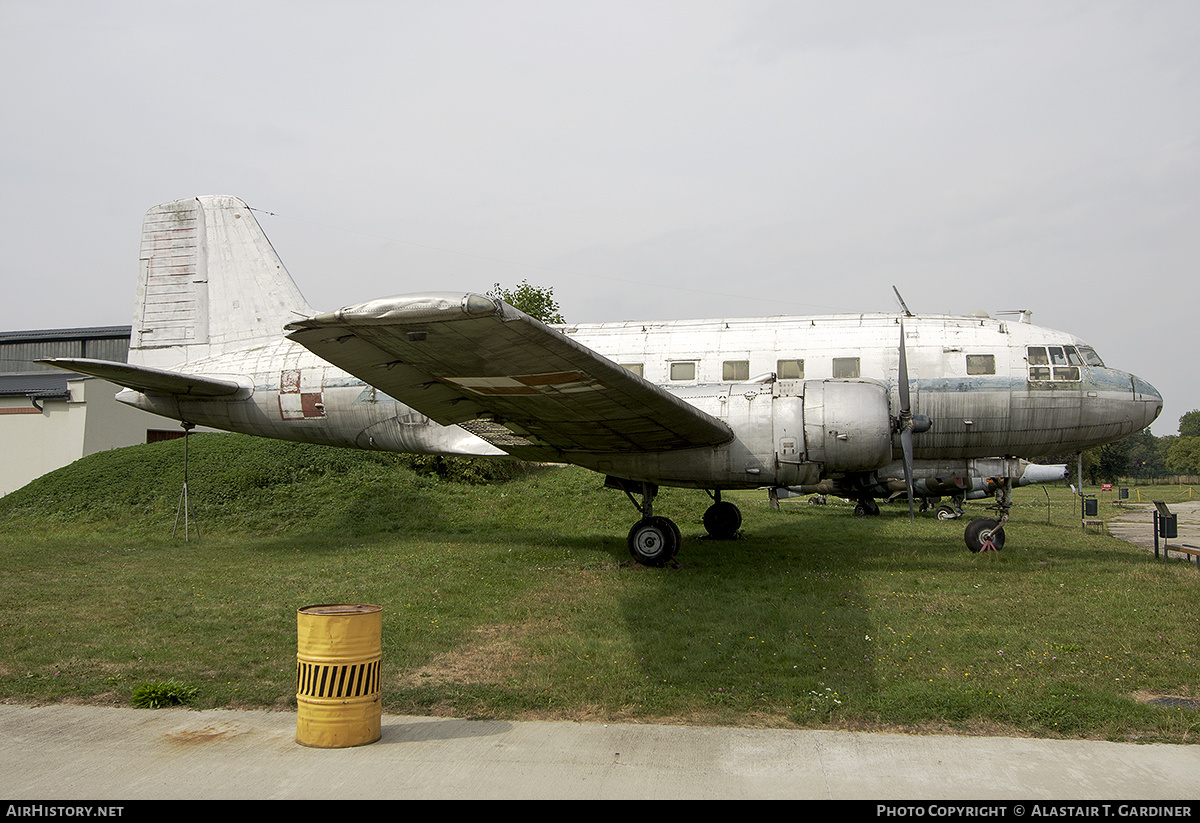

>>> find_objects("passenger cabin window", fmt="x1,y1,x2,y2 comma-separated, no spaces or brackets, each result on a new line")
966,354,995,375
722,360,749,381
669,361,696,381
832,357,860,379
777,359,804,380
1027,346,1081,382
621,363,644,378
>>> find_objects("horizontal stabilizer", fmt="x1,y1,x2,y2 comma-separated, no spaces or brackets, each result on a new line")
37,358,248,398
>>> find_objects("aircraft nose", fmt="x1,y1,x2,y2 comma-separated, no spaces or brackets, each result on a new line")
1131,374,1163,428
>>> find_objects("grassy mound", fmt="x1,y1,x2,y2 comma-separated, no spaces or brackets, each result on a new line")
0,434,534,536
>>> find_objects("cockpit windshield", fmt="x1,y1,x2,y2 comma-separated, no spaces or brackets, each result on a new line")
1027,345,1099,382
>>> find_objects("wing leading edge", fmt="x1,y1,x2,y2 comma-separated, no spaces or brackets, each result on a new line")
38,358,249,398
286,293,733,461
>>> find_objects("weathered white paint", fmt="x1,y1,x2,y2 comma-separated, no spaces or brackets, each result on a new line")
46,195,1163,505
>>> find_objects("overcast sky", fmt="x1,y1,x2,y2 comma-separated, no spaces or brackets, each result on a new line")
2,1,1196,435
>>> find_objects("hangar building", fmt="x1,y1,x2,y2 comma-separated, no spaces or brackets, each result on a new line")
0,326,204,497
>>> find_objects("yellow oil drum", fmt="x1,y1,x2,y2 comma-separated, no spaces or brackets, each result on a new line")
296,603,382,748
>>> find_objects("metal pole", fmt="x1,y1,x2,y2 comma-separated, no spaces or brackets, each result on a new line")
172,422,197,541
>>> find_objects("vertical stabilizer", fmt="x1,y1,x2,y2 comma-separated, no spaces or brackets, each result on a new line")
130,195,314,368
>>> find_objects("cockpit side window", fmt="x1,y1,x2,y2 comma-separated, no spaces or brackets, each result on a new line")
1077,346,1105,367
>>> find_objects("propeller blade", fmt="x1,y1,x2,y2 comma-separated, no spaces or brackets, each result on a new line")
898,320,915,522
902,427,915,522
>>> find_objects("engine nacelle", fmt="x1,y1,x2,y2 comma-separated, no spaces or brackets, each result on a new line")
591,377,897,489
796,379,893,472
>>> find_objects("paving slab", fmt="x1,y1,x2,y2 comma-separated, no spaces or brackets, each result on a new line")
1105,500,1200,562
2,703,1198,800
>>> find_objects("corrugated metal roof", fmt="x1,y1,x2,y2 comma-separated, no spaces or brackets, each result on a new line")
0,372,75,398
0,326,131,343
0,326,132,374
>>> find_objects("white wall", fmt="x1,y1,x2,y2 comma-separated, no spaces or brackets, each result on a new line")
0,377,206,497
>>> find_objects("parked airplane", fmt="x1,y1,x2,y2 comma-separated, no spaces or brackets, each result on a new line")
772,459,1069,523
42,195,1162,564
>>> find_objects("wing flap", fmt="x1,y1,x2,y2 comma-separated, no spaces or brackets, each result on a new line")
286,293,733,457
38,358,249,398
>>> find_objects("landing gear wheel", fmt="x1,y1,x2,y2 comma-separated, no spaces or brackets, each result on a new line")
964,517,1005,553
703,500,742,540
935,505,958,521
854,500,880,517
628,516,681,566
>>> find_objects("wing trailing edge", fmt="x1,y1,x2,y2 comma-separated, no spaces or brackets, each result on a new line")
286,292,734,458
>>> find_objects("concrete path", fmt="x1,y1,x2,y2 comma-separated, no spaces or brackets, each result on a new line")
1105,500,1200,562
3,702,1199,800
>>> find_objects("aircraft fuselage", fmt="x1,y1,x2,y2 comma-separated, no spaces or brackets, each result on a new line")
119,310,1161,493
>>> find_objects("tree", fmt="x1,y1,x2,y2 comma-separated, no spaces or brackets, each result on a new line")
1095,439,1132,483
488,280,565,325
1179,410,1200,437
1165,437,1200,476
1125,429,1167,479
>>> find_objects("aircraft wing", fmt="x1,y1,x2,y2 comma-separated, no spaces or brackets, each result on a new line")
286,292,734,461
37,358,248,398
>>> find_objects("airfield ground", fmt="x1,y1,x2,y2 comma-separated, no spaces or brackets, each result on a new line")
2,441,1198,800
4,701,1199,800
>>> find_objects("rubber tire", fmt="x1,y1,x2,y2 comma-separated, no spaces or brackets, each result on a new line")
703,501,742,540
964,517,1005,553
628,516,680,566
935,505,958,521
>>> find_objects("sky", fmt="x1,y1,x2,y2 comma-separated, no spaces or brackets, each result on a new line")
2,1,1197,435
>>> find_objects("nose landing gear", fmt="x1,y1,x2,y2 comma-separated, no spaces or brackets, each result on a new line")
964,473,1012,553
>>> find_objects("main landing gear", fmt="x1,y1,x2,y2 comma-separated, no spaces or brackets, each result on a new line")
617,482,742,566
853,499,881,518
935,504,960,521
619,481,680,567
702,490,742,540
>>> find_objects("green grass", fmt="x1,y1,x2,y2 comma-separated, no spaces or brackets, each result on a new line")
0,435,1197,743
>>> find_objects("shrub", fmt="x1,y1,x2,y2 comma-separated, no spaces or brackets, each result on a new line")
131,679,199,709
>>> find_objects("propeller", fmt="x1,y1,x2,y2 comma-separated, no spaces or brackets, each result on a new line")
896,318,932,522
